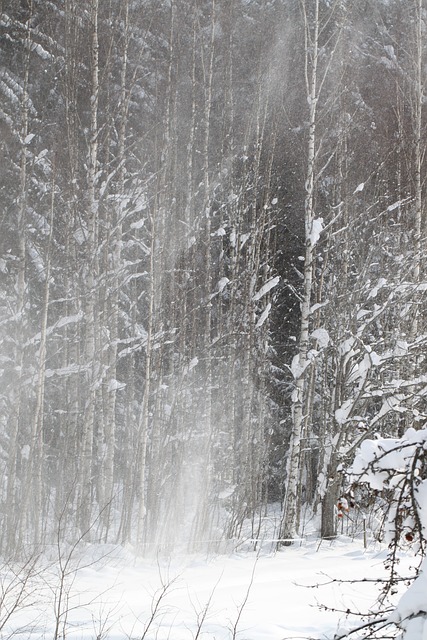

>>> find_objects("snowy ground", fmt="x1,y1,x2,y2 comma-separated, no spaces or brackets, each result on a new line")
3,533,416,640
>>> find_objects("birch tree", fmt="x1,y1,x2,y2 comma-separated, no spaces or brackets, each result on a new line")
410,0,425,346
285,0,423,544
279,0,324,543
3,2,33,554
77,0,100,535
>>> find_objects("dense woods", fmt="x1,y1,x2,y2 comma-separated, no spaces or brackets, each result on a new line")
0,0,426,558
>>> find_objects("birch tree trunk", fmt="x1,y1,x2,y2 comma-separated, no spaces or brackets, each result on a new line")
4,4,32,554
136,207,156,548
280,0,320,544
79,0,100,535
28,170,55,547
412,0,423,336
54,0,83,530
100,0,130,540
188,0,217,550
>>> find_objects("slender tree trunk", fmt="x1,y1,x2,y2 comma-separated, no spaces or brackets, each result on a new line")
4,1,34,555
100,0,130,541
412,0,423,336
280,0,320,544
79,0,100,535
29,169,55,547
190,0,217,550
136,208,156,548
54,0,82,532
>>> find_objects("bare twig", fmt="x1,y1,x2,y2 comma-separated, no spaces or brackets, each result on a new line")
230,558,258,640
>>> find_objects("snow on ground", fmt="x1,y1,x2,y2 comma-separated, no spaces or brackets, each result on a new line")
3,534,416,640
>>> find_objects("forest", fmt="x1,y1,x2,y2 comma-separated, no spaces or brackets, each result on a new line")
0,0,427,561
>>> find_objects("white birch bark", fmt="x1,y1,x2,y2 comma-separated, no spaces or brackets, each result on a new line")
28,171,55,546
190,0,217,550
4,6,32,554
54,0,82,528
100,0,130,540
136,210,155,547
280,0,320,543
412,0,423,334
79,0,100,535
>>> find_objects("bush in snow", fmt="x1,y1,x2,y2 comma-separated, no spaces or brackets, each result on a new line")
343,427,427,639
348,427,427,553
